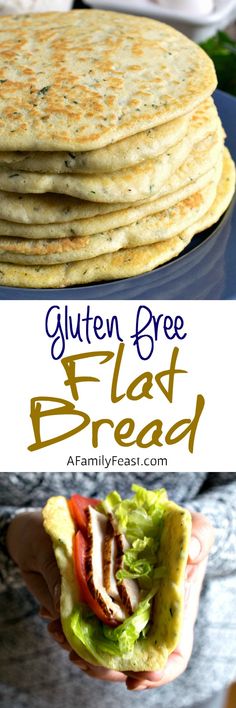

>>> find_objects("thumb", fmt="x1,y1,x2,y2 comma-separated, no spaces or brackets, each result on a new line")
188,512,215,564
40,552,61,615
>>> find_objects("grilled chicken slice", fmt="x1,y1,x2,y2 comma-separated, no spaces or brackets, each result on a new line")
85,506,126,623
115,532,140,616
103,517,120,602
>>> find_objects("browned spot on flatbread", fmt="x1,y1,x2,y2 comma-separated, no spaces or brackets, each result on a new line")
0,10,216,151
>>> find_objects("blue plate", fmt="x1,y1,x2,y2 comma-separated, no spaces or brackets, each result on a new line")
1,89,235,300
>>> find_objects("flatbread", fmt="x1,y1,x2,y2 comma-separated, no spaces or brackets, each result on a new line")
0,160,221,239
0,237,191,286
0,10,217,151
160,128,223,197
0,134,193,203
182,147,235,239
0,128,223,226
0,148,234,287
42,494,191,672
0,113,190,175
0,98,218,175
0,177,219,264
0,120,224,204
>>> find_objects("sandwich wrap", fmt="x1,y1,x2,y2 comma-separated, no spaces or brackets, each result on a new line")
43,486,192,671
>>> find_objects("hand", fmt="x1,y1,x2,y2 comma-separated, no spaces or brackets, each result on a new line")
10,509,214,690
7,510,61,619
51,511,214,690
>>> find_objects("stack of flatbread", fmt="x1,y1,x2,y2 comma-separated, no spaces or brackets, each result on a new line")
0,10,235,288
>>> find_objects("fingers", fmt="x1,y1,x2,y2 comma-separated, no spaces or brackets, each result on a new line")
148,650,190,687
188,512,215,564
48,619,71,651
126,622,192,692
27,514,62,615
126,639,193,692
47,624,127,684
69,652,127,682
126,653,185,691
15,511,62,618
126,670,164,691
39,606,54,620
126,669,164,682
40,552,61,615
126,679,150,691
22,570,58,618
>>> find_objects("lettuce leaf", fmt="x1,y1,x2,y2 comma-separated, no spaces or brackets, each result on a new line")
100,484,166,539
70,589,156,659
100,484,166,588
98,490,122,515
102,590,155,653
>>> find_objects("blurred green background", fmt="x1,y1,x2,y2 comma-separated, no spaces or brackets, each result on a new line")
200,32,236,97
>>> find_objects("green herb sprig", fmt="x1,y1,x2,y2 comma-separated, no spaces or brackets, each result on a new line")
201,31,236,97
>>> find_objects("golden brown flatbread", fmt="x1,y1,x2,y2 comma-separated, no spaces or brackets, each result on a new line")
0,11,216,151
0,148,234,288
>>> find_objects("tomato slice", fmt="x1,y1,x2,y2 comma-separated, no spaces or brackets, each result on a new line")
68,494,100,535
73,530,118,626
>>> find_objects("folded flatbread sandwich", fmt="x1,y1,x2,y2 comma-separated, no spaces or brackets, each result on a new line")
43,485,191,671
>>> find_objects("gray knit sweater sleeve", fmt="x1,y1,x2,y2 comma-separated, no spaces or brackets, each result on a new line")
186,474,236,576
